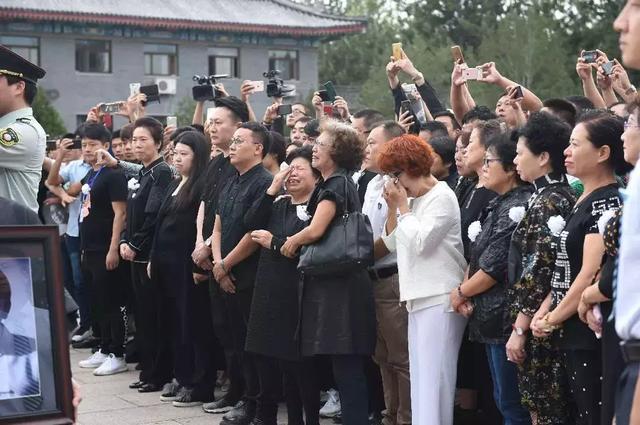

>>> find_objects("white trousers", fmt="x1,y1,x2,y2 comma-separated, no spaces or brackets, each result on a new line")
408,304,467,425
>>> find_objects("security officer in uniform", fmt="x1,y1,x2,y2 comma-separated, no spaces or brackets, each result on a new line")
0,44,46,212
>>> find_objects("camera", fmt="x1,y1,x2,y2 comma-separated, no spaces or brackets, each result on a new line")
192,74,229,102
582,50,599,64
263,70,295,98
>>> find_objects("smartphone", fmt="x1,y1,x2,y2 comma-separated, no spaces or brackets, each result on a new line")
277,104,293,116
451,45,465,64
602,60,615,76
323,81,337,103
323,105,334,116
392,42,403,61
250,81,264,93
582,50,599,64
400,100,412,115
129,82,141,97
99,102,123,114
513,86,524,99
318,89,329,102
140,84,160,104
46,140,57,151
71,137,82,149
462,67,482,81
166,116,178,127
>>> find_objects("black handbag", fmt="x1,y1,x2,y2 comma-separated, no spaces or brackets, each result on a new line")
298,175,374,276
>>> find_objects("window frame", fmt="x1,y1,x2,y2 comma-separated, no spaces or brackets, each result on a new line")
268,49,299,80
75,39,112,74
0,36,40,66
144,43,178,76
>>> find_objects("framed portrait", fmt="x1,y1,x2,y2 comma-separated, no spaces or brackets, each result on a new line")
0,226,73,424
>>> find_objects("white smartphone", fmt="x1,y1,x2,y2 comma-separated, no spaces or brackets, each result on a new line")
251,81,264,93
167,116,178,127
462,67,482,81
129,83,141,96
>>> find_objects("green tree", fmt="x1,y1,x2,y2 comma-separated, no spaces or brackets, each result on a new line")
175,97,197,127
32,90,66,136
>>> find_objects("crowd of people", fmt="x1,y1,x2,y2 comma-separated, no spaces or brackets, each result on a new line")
3,2,640,425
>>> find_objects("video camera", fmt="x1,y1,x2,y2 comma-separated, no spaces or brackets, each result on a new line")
192,74,229,102
263,70,295,98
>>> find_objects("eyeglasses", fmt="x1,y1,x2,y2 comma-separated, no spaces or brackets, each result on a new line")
624,121,640,130
483,157,501,167
230,136,261,146
313,139,330,147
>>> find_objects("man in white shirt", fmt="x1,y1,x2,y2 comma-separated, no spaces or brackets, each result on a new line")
362,121,411,425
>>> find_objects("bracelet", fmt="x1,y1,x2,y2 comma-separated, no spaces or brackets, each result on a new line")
220,259,228,274
457,285,467,299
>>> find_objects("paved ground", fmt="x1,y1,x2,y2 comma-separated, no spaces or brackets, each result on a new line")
71,348,334,425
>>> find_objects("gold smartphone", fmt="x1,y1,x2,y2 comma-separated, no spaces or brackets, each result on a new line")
392,43,403,61
451,45,465,64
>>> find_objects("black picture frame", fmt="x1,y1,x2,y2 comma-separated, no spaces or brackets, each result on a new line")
0,226,73,424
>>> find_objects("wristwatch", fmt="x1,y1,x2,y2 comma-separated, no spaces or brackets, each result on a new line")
512,325,525,336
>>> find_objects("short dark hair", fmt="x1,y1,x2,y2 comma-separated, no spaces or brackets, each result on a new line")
474,119,505,148
434,110,461,130
286,145,321,179
133,117,164,151
377,121,406,141
268,131,287,164
5,75,37,105
190,123,205,134
294,116,312,127
120,123,134,141
428,136,456,168
78,122,111,144
421,120,448,137
322,120,365,171
566,95,595,116
214,96,250,123
304,119,321,137
352,109,385,132
517,111,572,174
577,110,633,175
239,122,272,159
462,106,498,124
112,129,121,139
486,133,523,183
542,98,577,128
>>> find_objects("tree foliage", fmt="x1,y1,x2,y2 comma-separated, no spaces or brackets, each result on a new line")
32,90,66,136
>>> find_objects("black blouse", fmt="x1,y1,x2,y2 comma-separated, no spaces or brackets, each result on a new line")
550,183,622,350
459,184,498,261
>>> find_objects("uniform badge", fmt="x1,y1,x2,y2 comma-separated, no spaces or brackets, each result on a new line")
0,128,19,147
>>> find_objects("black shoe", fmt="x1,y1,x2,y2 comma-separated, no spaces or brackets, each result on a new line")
72,337,99,349
160,380,181,402
138,383,163,393
221,400,256,425
172,388,203,408
203,396,239,414
135,363,143,370
129,381,145,389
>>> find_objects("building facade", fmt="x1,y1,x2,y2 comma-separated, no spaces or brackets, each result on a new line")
0,0,365,132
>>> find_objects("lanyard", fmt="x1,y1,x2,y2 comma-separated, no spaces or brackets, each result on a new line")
81,167,104,202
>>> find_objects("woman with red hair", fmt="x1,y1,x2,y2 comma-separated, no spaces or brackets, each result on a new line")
379,134,467,425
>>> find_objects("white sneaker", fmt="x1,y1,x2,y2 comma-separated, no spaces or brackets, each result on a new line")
319,388,341,417
71,328,93,343
78,350,108,368
93,354,128,376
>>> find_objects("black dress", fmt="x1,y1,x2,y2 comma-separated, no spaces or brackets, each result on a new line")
245,193,308,361
300,171,376,356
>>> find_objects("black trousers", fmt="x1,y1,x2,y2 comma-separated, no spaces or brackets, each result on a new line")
131,262,172,385
254,354,320,425
616,361,640,425
331,354,369,425
561,349,602,425
81,250,126,357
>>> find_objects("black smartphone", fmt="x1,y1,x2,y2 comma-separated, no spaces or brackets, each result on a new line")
400,100,412,115
602,60,615,76
318,89,329,102
323,81,337,102
513,86,524,99
582,50,599,64
140,84,160,105
71,137,82,149
277,104,293,116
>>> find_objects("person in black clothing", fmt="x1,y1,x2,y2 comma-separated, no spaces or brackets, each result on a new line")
119,117,173,393
74,123,129,376
434,110,462,141
428,136,458,189
192,97,249,415
244,146,321,425
281,121,376,425
211,122,274,425
148,131,209,406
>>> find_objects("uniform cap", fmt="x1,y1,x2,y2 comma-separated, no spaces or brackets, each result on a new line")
0,44,46,84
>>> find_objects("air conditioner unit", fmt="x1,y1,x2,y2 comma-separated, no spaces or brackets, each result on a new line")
155,77,177,95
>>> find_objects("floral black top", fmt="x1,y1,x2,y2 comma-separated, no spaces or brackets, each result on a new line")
507,175,576,322
468,184,533,344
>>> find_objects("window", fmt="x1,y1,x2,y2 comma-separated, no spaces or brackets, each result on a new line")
0,36,39,66
144,44,178,76
268,50,298,80
75,40,111,73
208,47,238,78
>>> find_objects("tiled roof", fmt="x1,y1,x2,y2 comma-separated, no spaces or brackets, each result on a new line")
0,0,367,37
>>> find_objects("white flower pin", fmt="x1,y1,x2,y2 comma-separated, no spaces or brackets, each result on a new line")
81,183,91,195
468,220,482,242
296,205,311,221
509,206,526,223
128,178,140,191
597,209,617,235
547,215,566,236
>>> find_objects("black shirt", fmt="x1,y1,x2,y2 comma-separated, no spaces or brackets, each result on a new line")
201,155,236,240
216,163,273,290
121,157,172,262
550,183,622,350
459,185,497,261
80,167,127,251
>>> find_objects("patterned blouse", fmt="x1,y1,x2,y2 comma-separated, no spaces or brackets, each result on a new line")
507,175,576,321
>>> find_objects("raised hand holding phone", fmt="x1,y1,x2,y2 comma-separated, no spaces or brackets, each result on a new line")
477,62,502,85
